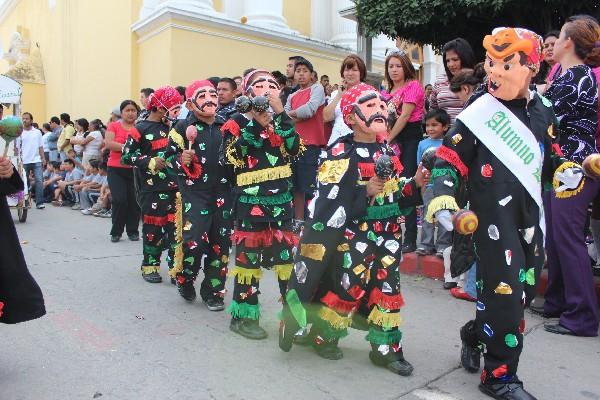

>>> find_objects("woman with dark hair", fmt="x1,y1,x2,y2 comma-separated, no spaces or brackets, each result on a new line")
385,50,425,253
323,54,367,145
71,118,102,166
105,100,141,243
534,31,560,87
542,15,600,337
430,38,477,125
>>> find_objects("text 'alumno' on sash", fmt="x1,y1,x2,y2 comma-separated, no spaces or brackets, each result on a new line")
485,111,535,165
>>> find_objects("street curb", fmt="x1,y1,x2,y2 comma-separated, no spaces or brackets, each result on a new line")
402,253,600,304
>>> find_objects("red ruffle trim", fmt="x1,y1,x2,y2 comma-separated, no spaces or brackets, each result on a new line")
143,214,169,226
221,119,241,137
231,229,299,248
321,291,359,314
367,287,405,310
358,162,375,178
180,154,202,179
392,155,403,175
151,137,169,150
167,212,176,223
436,145,469,177
267,127,283,147
552,143,564,157
129,128,141,142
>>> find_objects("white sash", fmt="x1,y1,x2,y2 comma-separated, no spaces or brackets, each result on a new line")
457,93,545,237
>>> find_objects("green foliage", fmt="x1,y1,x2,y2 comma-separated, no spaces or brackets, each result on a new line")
355,0,600,56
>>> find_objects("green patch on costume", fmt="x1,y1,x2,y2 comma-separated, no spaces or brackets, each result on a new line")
266,152,279,167
184,256,195,264
431,167,459,187
238,192,292,205
209,259,220,267
312,222,324,231
314,318,349,341
285,289,307,328
505,333,518,348
185,202,192,213
210,278,222,287
144,245,162,256
525,268,535,285
227,300,261,320
280,249,290,261
365,327,403,345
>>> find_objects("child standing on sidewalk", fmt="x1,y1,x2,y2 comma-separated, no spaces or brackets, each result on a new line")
416,109,452,259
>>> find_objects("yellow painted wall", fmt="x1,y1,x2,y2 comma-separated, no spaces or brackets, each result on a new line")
283,0,311,37
20,82,45,123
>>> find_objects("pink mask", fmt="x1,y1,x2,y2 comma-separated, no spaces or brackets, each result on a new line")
352,90,388,135
248,77,281,98
192,86,218,116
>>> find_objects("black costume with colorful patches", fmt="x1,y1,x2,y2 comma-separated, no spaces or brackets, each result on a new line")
165,114,233,301
221,111,301,321
428,89,566,385
122,120,178,277
285,136,419,362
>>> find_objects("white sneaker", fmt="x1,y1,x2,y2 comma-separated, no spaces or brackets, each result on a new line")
81,208,93,215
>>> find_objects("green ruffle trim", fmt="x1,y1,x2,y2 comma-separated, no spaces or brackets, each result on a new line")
314,319,349,341
227,300,261,320
238,191,293,205
365,327,403,345
431,167,458,187
362,203,413,220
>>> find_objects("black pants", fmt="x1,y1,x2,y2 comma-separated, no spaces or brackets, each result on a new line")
107,167,140,237
395,122,422,246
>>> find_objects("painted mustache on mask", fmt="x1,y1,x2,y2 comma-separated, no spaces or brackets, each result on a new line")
198,101,218,111
353,105,387,127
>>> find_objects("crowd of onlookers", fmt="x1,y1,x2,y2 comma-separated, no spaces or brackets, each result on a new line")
6,14,600,337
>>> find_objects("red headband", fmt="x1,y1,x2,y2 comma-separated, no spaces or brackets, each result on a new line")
146,86,183,111
340,83,377,127
185,80,214,100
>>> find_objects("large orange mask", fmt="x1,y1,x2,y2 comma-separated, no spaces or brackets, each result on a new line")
482,27,543,101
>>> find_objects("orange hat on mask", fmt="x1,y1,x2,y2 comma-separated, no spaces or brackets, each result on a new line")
483,27,543,72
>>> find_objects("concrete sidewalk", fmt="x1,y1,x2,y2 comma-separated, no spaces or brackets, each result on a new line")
2,206,599,400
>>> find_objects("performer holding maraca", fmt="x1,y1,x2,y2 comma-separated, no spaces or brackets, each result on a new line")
425,28,584,399
281,83,423,376
122,86,182,284
165,80,233,311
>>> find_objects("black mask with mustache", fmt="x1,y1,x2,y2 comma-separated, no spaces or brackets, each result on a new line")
352,104,387,128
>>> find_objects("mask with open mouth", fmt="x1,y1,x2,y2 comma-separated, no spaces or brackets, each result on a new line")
341,83,388,135
483,27,543,101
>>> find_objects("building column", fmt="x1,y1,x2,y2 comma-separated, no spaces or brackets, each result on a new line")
310,0,331,41
222,0,244,21
422,45,442,85
330,0,356,50
372,34,397,59
242,0,293,33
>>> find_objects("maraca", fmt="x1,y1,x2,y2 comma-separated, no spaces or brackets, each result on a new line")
185,125,197,151
370,154,393,205
582,153,600,178
0,116,24,157
452,209,479,235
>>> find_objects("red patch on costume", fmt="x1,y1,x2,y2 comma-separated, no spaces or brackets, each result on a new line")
391,156,403,175
213,245,221,256
146,233,155,242
480,369,488,383
250,205,264,216
481,164,493,178
332,142,345,156
201,233,209,242
151,137,169,150
519,319,525,334
347,285,366,300
344,229,355,240
221,119,241,137
0,301,4,318
177,276,186,285
401,183,413,197
386,222,400,233
247,155,259,169
180,155,202,179
167,213,176,223
216,198,225,208
373,221,383,233
236,252,248,264
267,129,283,147
358,162,375,178
492,364,508,379
551,143,564,157
377,269,388,280
220,267,228,277
364,254,376,264
187,240,198,250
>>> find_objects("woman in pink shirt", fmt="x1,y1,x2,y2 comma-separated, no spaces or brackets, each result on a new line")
105,100,141,243
385,50,425,253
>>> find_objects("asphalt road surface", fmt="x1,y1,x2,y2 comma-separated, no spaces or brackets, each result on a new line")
2,206,600,400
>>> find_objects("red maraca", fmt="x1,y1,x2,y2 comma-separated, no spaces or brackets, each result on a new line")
582,153,600,178
452,209,479,235
185,125,197,151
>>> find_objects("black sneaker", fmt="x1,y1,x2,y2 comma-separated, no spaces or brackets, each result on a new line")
177,281,197,301
230,318,268,340
203,296,225,311
402,243,417,253
142,271,162,284
368,350,414,376
111,235,121,243
479,381,537,400
460,321,481,372
128,233,140,241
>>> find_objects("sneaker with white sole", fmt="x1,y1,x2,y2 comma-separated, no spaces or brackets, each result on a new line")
81,208,93,215
71,203,81,210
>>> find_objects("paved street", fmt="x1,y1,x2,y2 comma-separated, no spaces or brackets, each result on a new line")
3,206,600,400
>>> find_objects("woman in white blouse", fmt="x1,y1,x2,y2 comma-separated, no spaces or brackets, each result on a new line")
71,118,104,166
323,54,367,146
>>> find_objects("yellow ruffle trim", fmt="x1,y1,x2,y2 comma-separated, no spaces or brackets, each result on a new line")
553,161,585,199
425,195,459,223
237,164,292,186
319,306,352,329
230,266,263,285
169,192,184,278
168,129,185,151
375,178,400,199
274,264,293,281
367,306,402,329
142,265,160,274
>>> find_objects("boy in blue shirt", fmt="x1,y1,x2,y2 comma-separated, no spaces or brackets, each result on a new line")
416,109,451,258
